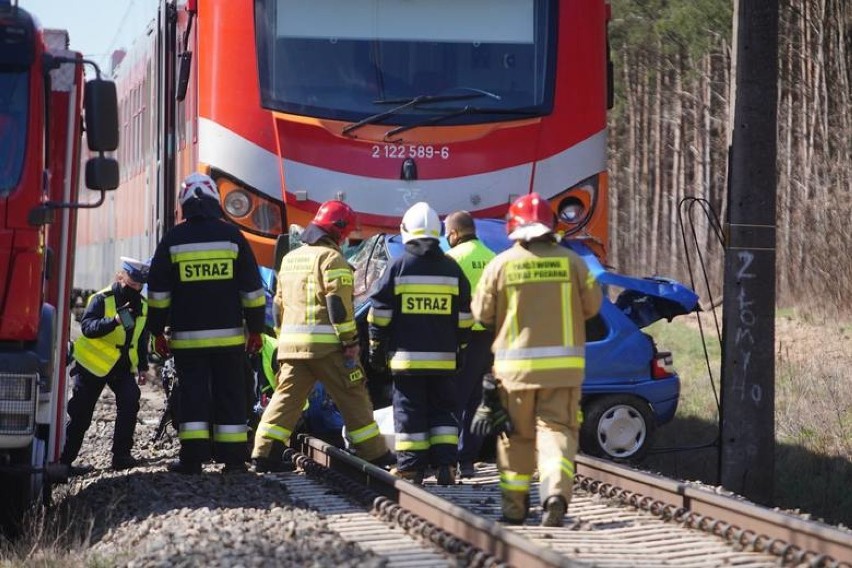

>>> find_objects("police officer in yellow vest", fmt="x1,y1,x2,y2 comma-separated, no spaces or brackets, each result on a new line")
61,257,150,475
472,193,602,527
444,210,495,479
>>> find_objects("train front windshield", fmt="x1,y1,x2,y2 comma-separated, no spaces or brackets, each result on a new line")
0,70,28,196
254,0,556,124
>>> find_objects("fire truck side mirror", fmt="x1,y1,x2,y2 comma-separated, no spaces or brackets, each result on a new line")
85,156,119,191
84,79,119,152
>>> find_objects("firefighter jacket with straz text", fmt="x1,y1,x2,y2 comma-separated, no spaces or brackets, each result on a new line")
368,238,472,375
472,239,603,390
275,233,358,359
145,216,266,348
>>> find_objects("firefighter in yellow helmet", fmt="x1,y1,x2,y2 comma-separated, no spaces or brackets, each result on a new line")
471,193,602,526
251,200,393,472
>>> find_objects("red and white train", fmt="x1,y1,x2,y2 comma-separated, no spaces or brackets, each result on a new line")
75,0,613,288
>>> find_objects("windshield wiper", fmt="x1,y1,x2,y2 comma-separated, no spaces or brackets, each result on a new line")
342,92,494,137
383,106,539,140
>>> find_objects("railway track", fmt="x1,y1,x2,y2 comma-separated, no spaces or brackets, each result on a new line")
278,435,852,567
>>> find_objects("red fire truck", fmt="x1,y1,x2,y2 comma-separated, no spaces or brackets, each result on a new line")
0,1,119,530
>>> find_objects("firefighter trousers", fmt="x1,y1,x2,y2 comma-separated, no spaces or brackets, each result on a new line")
497,386,582,520
172,349,249,466
456,330,494,465
61,366,140,464
392,374,459,473
253,352,387,462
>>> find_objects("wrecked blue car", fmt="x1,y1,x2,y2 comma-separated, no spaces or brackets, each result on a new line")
346,219,699,462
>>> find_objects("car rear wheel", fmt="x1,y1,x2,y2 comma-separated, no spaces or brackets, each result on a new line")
580,395,655,462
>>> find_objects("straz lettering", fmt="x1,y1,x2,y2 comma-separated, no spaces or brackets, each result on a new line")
402,293,451,315
180,259,233,282
505,258,570,284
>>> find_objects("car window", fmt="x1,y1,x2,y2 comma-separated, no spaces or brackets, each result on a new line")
347,234,389,306
585,313,608,342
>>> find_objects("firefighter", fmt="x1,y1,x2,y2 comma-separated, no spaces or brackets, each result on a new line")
61,256,151,475
368,202,472,485
471,192,603,526
443,210,496,479
147,173,266,474
251,200,392,472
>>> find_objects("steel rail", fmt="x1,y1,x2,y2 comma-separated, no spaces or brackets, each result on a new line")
296,434,585,568
575,454,852,566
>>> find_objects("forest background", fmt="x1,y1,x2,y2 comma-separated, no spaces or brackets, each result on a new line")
605,0,852,527
606,0,850,312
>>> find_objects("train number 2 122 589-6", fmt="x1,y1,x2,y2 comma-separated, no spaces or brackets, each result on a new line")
372,144,450,160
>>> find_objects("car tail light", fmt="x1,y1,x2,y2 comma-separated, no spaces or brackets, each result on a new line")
652,351,675,379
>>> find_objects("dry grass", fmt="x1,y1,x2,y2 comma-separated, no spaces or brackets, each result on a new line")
0,485,106,568
642,309,852,527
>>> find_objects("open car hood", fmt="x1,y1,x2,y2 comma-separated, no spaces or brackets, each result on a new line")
563,240,700,328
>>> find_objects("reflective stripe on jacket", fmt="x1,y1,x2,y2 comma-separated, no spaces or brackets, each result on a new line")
275,235,357,359
446,237,495,331
368,239,471,376
74,287,148,376
145,216,266,349
472,240,602,390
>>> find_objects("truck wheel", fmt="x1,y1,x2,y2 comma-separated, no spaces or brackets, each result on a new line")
0,443,44,536
580,395,655,463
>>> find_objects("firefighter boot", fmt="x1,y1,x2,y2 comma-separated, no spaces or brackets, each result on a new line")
167,460,202,475
436,465,456,486
369,451,397,469
251,456,294,473
500,491,529,525
390,467,424,485
111,455,140,471
541,495,568,527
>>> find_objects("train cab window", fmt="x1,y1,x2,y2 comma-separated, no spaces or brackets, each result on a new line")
0,70,28,196
254,0,556,124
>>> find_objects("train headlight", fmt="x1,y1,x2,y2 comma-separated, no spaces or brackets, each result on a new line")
555,175,600,236
252,202,282,234
224,190,252,218
214,171,285,238
558,198,586,224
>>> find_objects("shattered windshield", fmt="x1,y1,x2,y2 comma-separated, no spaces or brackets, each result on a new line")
347,234,389,307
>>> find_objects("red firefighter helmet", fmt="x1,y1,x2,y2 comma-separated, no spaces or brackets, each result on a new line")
506,192,555,241
312,200,356,240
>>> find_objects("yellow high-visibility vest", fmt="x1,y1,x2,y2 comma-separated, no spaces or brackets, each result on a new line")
74,288,148,377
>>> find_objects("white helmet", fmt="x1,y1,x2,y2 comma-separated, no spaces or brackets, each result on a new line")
178,172,219,205
400,202,441,244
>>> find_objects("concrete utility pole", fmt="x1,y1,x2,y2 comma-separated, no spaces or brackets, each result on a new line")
719,1,780,505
